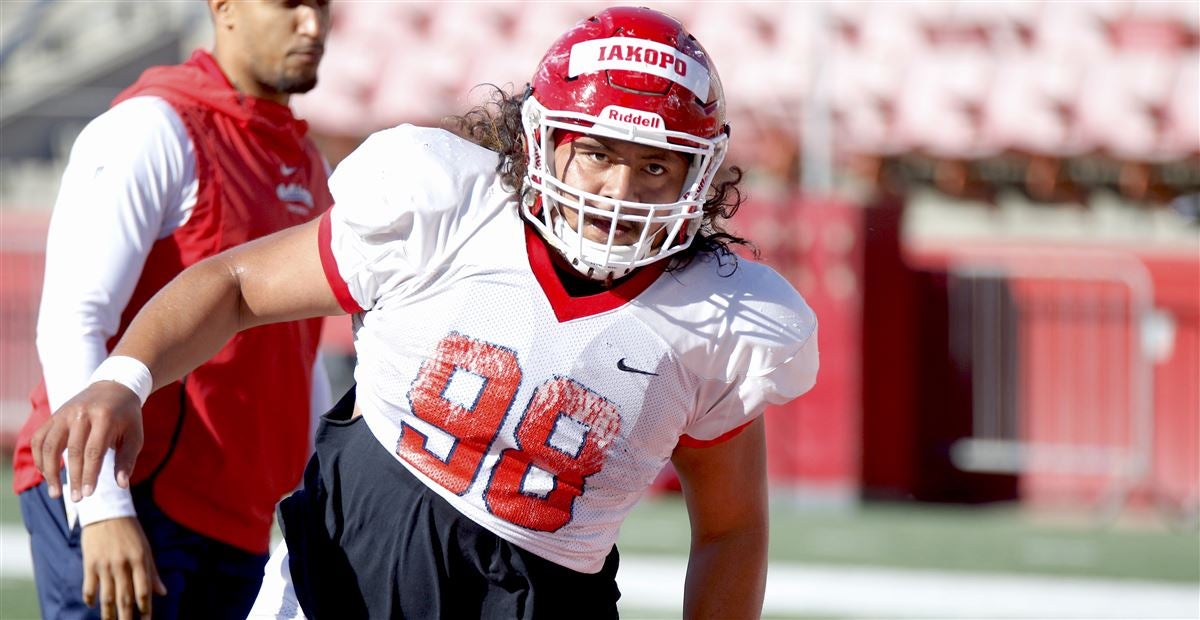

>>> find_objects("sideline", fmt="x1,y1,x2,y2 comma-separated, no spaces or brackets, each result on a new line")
619,555,1199,618
1,526,1196,618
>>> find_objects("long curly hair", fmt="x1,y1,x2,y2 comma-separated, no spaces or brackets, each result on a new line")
445,85,756,273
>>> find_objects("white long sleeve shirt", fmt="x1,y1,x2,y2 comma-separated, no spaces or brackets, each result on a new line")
39,96,331,528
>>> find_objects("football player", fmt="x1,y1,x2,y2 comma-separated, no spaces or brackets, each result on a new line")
33,6,818,618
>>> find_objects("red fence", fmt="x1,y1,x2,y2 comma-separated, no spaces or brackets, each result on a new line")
903,240,1199,513
0,211,50,446
737,196,1197,517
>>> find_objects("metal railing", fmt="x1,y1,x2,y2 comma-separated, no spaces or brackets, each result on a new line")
946,248,1159,519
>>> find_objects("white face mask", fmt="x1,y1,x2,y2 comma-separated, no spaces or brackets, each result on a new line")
545,182,684,276
520,96,729,281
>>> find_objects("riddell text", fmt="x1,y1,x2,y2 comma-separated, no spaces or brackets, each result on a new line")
608,109,662,128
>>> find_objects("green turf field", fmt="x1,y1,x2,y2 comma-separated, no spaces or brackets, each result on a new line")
1,464,1195,619
622,495,1199,583
0,461,34,620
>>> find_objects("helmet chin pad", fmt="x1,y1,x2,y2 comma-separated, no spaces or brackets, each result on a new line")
551,207,647,281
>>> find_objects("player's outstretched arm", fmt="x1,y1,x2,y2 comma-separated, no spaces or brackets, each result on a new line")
31,216,344,502
671,416,769,620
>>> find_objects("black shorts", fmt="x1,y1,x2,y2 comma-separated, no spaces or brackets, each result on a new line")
279,387,622,619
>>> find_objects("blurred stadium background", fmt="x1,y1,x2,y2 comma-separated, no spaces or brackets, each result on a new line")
0,1,1197,618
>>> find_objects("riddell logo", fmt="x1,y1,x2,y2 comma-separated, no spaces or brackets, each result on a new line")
601,106,664,130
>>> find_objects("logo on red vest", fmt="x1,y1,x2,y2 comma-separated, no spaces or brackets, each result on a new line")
276,183,314,216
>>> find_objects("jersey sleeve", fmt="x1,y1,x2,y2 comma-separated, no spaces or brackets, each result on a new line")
680,265,819,447
318,125,498,312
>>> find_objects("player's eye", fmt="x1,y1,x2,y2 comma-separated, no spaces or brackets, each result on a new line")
585,151,610,164
644,163,667,176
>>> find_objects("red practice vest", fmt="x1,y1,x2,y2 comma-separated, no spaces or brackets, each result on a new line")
12,50,334,554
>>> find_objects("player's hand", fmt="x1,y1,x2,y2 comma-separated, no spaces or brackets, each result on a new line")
81,517,168,620
30,381,145,502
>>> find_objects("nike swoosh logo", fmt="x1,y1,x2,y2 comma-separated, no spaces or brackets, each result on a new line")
617,358,658,376
280,164,298,176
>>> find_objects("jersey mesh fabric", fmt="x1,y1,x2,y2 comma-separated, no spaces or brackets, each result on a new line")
320,125,817,572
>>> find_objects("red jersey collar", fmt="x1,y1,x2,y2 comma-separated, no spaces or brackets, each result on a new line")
524,225,666,323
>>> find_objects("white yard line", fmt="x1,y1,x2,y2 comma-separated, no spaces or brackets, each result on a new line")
2,525,1197,618
618,555,1200,618
0,524,32,580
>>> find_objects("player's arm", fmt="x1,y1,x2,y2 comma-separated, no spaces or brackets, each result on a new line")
671,416,769,620
114,215,341,388
32,216,342,502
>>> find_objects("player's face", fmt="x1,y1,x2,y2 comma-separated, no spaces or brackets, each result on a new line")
552,136,690,246
222,0,330,97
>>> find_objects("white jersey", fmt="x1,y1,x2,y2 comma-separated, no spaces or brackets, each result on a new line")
318,125,818,573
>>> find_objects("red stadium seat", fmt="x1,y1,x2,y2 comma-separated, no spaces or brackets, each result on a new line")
295,0,1196,186
1161,57,1200,158
982,54,1089,157
894,50,996,159
1035,1,1115,60
829,48,909,155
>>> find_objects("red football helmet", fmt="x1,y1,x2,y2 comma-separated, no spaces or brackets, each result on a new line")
521,6,730,280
